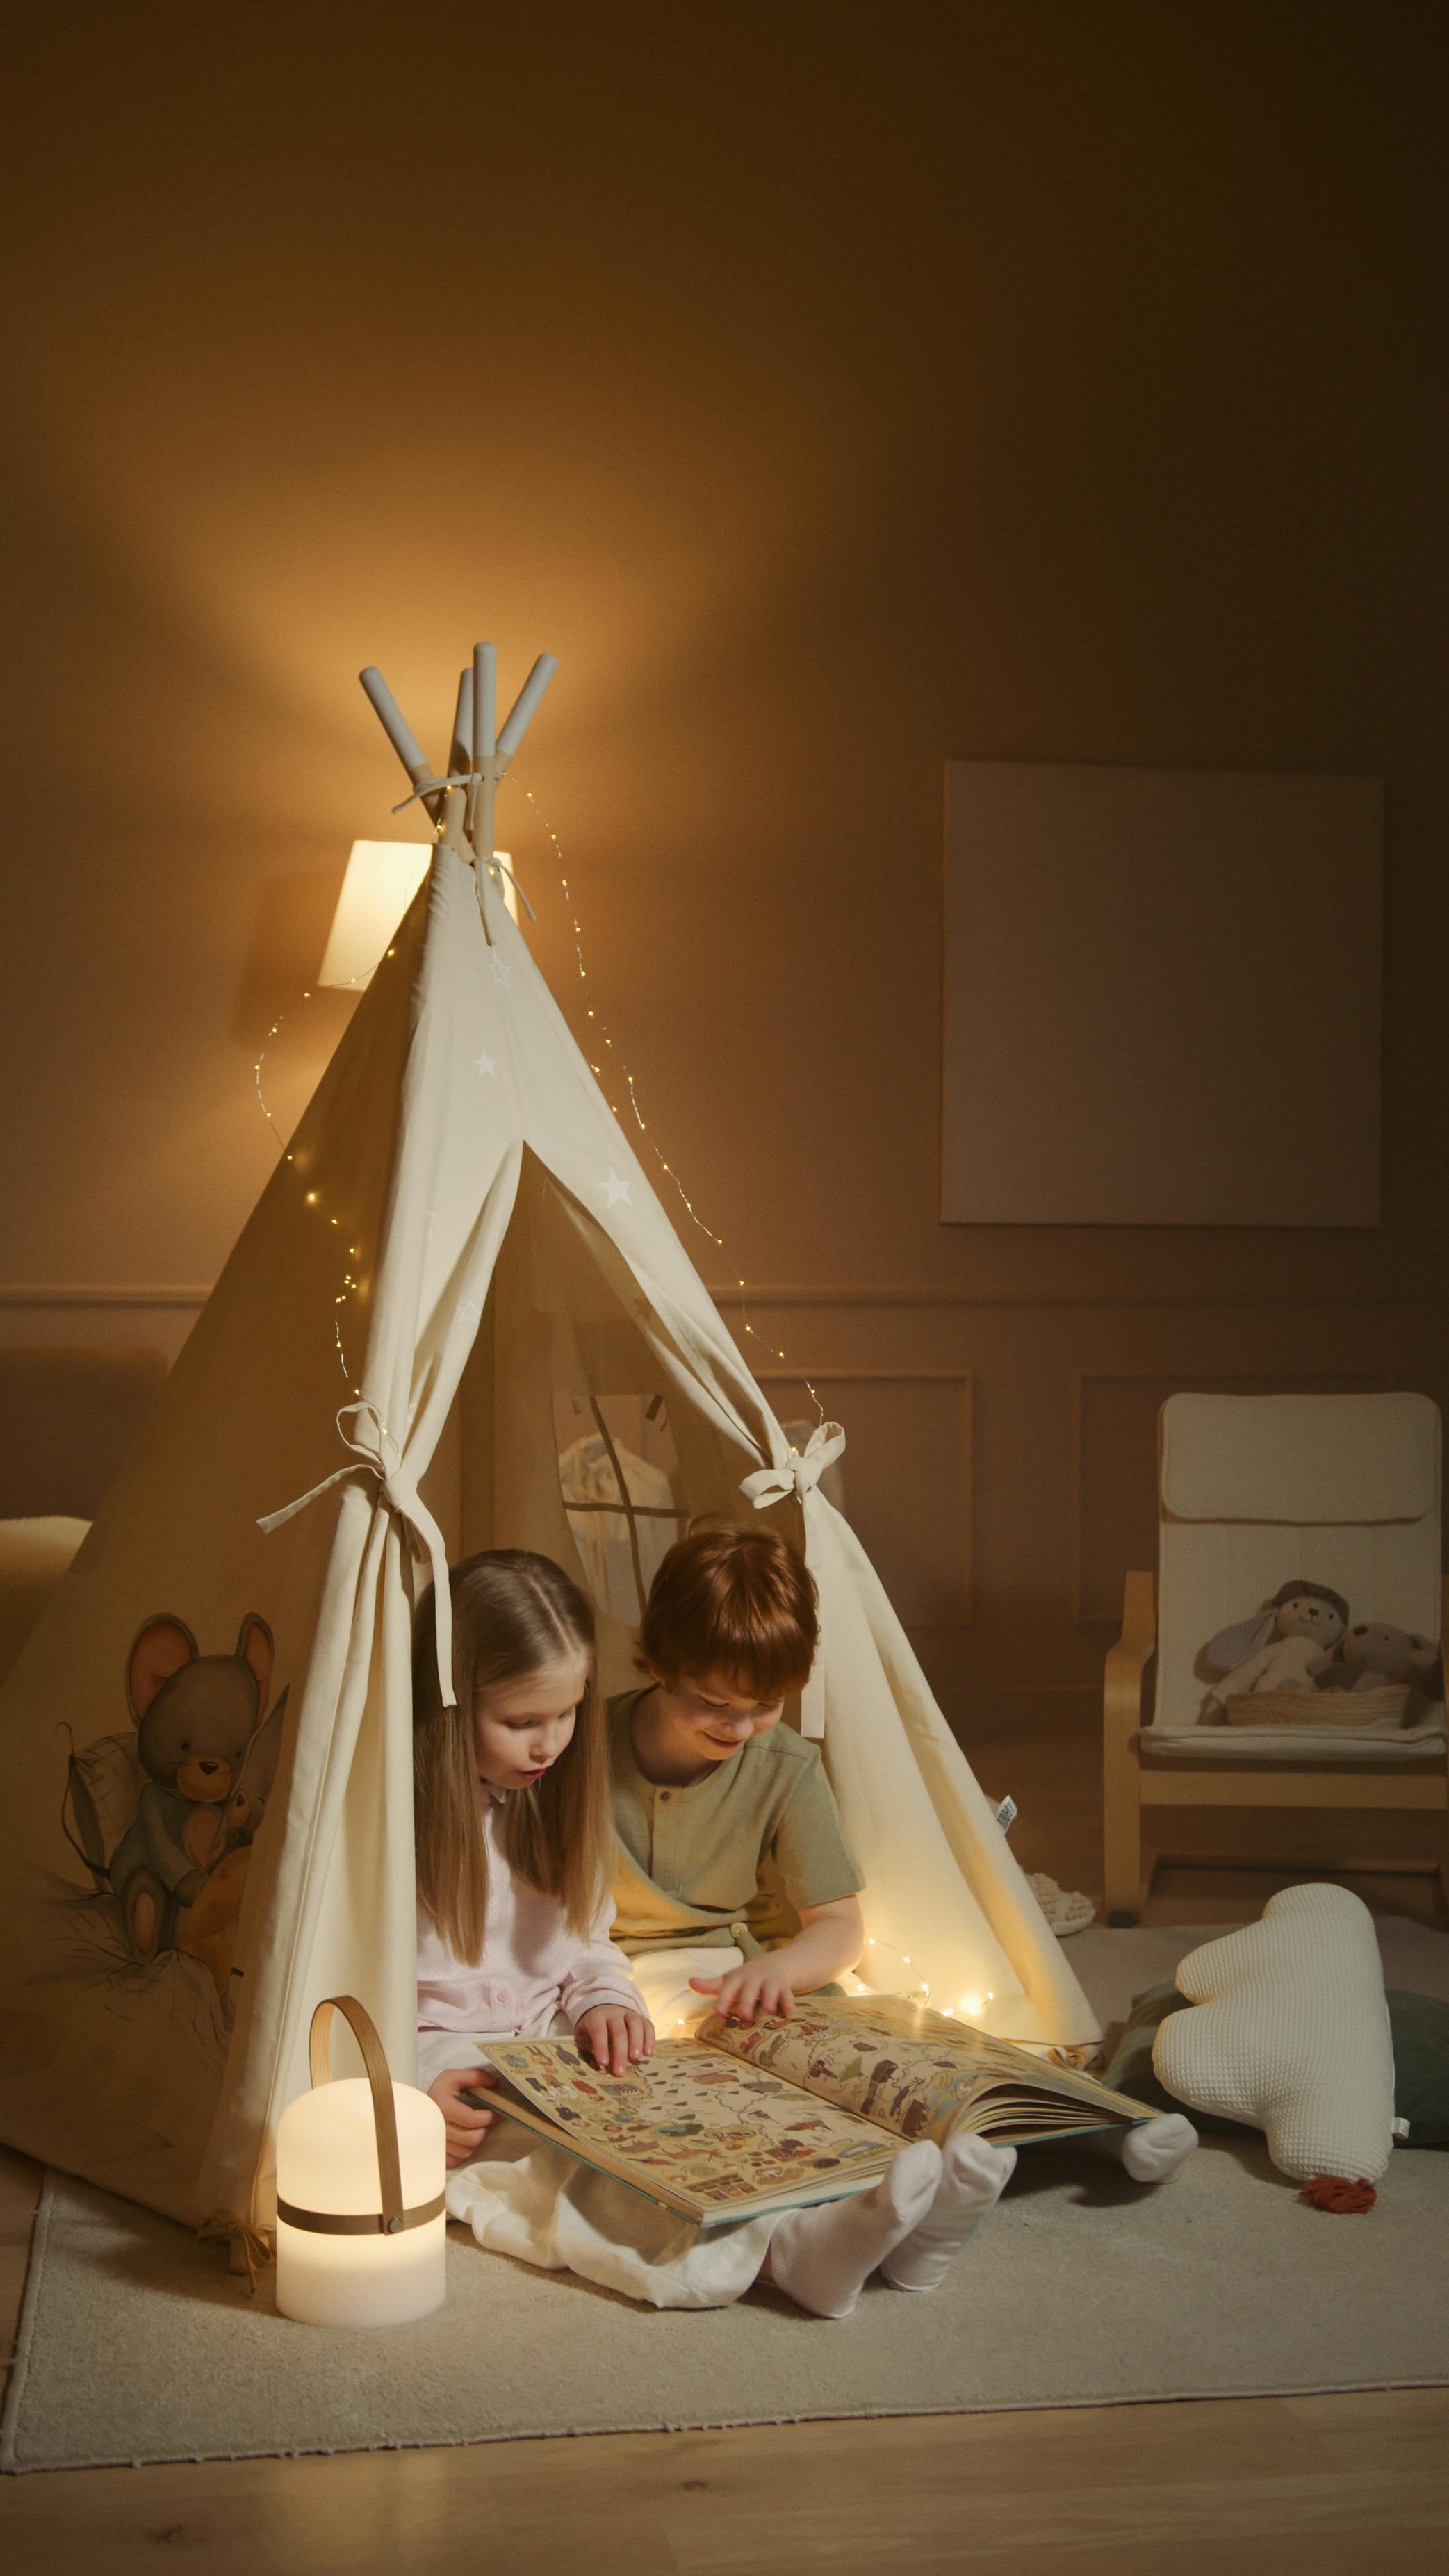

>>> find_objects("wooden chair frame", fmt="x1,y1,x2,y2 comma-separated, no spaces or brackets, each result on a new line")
1103,1571,1449,1922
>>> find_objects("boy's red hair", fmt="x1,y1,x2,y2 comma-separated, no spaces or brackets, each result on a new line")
639,1526,818,1698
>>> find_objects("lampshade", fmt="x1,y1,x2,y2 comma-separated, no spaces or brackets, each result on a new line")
319,841,516,989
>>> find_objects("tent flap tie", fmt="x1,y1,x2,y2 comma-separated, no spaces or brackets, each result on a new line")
739,1421,846,1512
258,1401,456,1706
739,1423,846,1741
197,2208,275,2291
388,773,538,920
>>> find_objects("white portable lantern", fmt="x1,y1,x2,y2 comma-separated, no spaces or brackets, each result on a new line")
275,1994,447,2328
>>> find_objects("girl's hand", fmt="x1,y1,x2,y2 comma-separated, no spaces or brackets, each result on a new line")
575,2006,655,2076
428,2065,499,2169
690,1961,795,2023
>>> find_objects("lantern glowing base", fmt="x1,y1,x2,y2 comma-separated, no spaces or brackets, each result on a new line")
275,2210,446,2328
275,2073,447,2328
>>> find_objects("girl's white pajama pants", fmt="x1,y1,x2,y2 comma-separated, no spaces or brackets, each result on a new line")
418,1945,776,2311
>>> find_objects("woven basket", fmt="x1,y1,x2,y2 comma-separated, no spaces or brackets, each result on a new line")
1225,1683,1411,1730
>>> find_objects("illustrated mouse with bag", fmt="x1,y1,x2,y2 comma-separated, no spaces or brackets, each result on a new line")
108,1611,284,1964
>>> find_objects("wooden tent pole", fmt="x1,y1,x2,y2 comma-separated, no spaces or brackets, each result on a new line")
470,640,497,865
448,668,473,775
359,641,558,863
497,654,558,760
358,666,443,826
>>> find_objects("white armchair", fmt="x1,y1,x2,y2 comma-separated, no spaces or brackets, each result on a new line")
1103,1392,1449,1921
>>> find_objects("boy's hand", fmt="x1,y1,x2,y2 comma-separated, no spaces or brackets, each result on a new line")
575,2005,655,2076
690,1960,795,2023
428,2065,499,2169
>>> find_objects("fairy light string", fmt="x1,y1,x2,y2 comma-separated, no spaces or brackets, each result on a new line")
254,782,825,1434
523,786,826,1428
254,964,391,1396
856,1934,997,2023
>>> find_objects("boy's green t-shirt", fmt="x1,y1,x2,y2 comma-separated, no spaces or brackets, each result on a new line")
607,1687,862,1958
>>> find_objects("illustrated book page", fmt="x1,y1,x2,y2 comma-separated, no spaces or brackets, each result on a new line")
478,2033,897,2224
699,1994,1154,2147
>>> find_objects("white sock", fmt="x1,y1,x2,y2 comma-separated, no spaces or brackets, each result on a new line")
1081,2113,1198,2183
882,2133,1016,2292
769,2141,942,2320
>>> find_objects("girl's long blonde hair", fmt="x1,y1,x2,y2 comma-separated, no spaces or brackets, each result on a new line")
414,1549,610,1959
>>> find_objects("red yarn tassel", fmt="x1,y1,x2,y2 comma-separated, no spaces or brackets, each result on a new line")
1300,2174,1377,2214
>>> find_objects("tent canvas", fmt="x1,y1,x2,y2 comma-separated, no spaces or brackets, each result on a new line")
0,645,1097,2242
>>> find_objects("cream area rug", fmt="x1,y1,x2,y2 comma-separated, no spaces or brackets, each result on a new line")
4,1921,1448,2472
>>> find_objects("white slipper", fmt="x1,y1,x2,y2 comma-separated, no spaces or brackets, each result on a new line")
1027,1873,1095,1937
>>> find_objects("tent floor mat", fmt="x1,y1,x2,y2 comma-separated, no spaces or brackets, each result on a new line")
5,1921,1448,2473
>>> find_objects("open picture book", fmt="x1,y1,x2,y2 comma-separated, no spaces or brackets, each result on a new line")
479,1993,1156,2226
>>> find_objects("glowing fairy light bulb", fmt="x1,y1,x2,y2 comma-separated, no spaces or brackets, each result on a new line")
523,779,826,1421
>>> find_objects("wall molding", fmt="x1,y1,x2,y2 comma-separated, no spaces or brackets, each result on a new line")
0,1286,211,1307
714,1286,1449,1311
5,1281,1448,1315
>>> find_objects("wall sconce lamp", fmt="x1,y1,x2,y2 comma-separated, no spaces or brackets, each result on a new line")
318,839,516,990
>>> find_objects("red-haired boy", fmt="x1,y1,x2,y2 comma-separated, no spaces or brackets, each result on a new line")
609,1525,863,2028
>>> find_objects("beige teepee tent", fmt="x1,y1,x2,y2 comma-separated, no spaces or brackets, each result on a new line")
0,643,1098,2239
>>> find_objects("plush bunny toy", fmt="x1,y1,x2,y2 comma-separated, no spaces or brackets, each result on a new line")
1202,1580,1349,1720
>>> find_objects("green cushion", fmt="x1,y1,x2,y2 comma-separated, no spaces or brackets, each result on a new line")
1102,1981,1449,2149
1386,1990,1449,2148
1102,1985,1249,2133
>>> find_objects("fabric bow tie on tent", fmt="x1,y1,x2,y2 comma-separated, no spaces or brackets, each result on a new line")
259,1402,456,1705
739,1420,846,1513
388,773,537,924
739,1422,846,1739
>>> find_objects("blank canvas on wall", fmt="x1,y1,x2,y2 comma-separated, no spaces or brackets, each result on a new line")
941,761,1382,1227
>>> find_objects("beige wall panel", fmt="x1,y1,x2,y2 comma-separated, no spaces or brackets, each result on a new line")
942,762,1384,1227
758,1372,973,1631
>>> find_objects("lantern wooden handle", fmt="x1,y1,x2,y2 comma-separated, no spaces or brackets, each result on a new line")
308,1994,405,2233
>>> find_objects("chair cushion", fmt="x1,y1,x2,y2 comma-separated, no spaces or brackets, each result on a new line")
1161,1393,1439,1526
1151,1395,1443,1734
1151,1885,1396,2182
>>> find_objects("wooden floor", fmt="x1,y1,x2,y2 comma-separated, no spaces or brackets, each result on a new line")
3,1716,1446,2573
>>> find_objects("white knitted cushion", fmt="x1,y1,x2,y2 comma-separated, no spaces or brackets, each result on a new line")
1152,1885,1395,2183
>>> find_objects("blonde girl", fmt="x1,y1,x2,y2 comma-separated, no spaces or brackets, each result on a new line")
416,1548,650,2110
416,1548,1013,2317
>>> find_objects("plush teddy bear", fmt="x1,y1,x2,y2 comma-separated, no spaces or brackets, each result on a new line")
1201,1580,1349,1720
1317,1621,1441,1706
108,1611,275,1964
